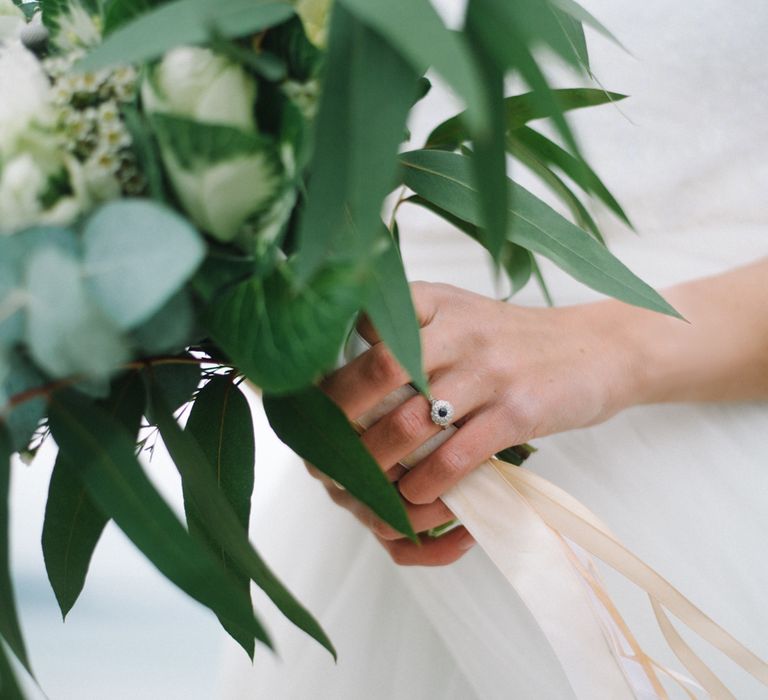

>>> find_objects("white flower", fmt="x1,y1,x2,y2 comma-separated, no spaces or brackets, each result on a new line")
0,0,24,44
0,153,86,233
51,0,101,51
142,46,257,129
0,42,55,158
293,0,332,48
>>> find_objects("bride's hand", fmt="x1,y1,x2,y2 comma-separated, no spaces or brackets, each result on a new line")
310,280,642,565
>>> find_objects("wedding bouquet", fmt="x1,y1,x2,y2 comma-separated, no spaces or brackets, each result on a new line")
0,0,698,695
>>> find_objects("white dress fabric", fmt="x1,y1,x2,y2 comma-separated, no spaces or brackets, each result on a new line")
218,1,768,698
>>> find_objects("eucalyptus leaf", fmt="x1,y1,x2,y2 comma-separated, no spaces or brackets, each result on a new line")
141,357,202,424
294,4,420,282
79,0,295,71
426,89,626,149
184,374,255,656
131,291,196,356
47,389,272,652
82,199,205,331
0,429,31,674
0,638,26,700
400,150,680,318
364,237,428,396
146,388,335,659
206,263,363,395
42,373,145,619
262,386,415,540
0,351,46,454
24,245,128,380
509,126,631,226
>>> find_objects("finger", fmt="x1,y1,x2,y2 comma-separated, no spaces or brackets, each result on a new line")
398,406,521,505
372,498,455,540
319,323,456,422
377,525,476,566
360,368,485,473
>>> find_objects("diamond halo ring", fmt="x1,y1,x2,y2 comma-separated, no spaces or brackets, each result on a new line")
430,399,455,428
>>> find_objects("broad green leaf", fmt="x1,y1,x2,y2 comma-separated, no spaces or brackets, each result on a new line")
79,0,295,71
400,150,681,318
0,429,31,674
42,373,144,619
83,199,205,331
338,0,486,131
47,390,272,651
426,88,627,149
24,245,128,379
364,237,428,395
262,386,415,539
464,0,508,262
131,291,195,356
146,388,335,659
206,263,363,395
0,638,26,700
103,0,159,33
510,126,631,227
294,4,420,282
0,352,46,454
261,15,321,82
184,374,255,657
141,356,202,424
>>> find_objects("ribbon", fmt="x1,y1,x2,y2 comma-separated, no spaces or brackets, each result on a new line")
354,384,768,699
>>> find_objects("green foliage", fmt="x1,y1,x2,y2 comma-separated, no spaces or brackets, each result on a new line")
0,430,31,676
79,0,295,71
294,4,421,282
206,263,363,394
47,389,273,651
0,352,46,453
399,150,681,318
363,236,429,396
42,373,144,618
263,386,415,540
146,386,335,658
82,199,205,331
183,373,255,657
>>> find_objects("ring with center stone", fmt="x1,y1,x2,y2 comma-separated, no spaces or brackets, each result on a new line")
430,399,455,428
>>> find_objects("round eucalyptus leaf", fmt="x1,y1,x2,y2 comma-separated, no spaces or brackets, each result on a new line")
83,199,205,331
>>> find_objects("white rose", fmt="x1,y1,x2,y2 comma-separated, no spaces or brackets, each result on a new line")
0,42,54,158
143,48,284,242
294,0,332,48
0,0,24,43
0,154,87,234
142,46,256,129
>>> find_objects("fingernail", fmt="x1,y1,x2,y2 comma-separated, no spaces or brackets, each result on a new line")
458,530,476,550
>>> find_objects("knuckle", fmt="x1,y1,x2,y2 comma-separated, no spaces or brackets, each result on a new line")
398,478,432,506
436,445,468,479
364,344,402,387
389,403,428,444
497,391,539,438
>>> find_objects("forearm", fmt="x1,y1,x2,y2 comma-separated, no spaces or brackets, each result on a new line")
604,257,768,405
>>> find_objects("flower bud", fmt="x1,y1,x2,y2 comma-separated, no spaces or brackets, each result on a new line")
293,0,332,48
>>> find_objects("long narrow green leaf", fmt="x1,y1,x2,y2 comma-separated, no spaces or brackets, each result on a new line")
184,374,256,658
553,8,589,70
0,429,30,676
549,0,626,49
426,88,626,149
47,390,272,652
464,0,508,262
510,127,631,226
294,4,420,282
42,373,144,619
78,0,295,71
399,150,681,318
0,639,26,700
263,386,416,541
364,237,428,396
146,387,336,660
338,0,486,131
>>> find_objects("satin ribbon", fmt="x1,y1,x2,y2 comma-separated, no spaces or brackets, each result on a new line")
354,384,768,700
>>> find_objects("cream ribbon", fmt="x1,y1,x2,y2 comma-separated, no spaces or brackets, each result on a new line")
355,384,768,700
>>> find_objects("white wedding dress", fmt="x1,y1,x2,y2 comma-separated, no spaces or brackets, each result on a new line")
218,1,768,697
